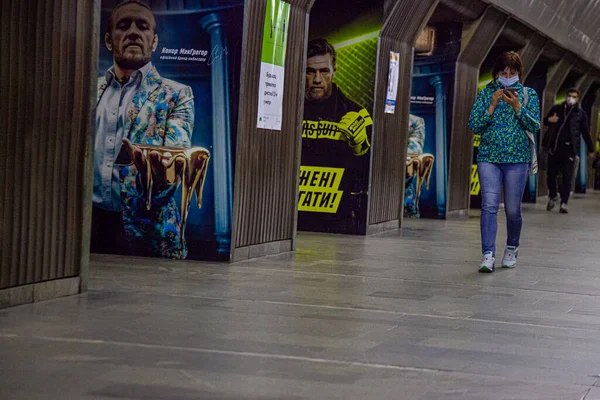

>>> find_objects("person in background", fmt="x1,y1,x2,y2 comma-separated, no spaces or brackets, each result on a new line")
468,51,540,273
543,88,595,214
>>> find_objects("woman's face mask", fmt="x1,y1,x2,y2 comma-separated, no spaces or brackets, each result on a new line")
497,67,519,87
498,75,519,87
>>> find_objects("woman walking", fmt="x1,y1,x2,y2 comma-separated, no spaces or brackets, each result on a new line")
468,51,541,273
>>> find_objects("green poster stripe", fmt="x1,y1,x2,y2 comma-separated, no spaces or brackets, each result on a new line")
261,0,290,66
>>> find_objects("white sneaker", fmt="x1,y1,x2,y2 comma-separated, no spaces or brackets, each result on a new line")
502,246,518,268
479,252,495,273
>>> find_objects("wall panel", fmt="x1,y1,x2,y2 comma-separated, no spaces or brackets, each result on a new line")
231,0,314,259
0,0,96,290
367,0,439,233
574,72,595,193
368,39,411,229
537,52,574,199
519,33,548,81
446,7,507,217
588,88,600,190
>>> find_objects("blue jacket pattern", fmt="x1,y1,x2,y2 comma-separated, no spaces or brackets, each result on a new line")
469,81,540,164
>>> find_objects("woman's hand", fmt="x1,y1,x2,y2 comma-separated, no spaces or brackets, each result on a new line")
503,90,522,113
491,90,504,107
488,89,504,115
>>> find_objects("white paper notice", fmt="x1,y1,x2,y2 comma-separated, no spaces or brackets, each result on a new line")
257,63,285,130
256,0,290,131
384,51,400,114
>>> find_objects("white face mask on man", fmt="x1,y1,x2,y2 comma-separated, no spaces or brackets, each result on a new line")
498,75,519,87
566,96,577,106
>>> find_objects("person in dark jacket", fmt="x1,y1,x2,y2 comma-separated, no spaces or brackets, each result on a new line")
297,38,372,234
543,88,595,213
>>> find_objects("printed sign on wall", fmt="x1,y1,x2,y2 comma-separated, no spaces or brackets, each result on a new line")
385,51,400,114
257,0,290,130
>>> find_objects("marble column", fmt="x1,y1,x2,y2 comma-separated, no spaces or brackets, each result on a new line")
430,75,447,217
201,13,233,254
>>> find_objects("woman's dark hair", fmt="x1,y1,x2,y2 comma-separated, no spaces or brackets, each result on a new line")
492,51,523,78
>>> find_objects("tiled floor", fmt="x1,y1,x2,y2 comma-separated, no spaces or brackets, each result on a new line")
3,194,600,399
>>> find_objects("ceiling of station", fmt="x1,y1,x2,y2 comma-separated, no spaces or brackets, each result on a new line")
484,0,600,71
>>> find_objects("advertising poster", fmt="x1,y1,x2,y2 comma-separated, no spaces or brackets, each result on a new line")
92,0,244,260
405,24,461,219
296,0,383,235
256,0,290,130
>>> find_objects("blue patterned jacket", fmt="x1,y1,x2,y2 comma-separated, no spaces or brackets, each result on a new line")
408,114,425,155
469,81,540,164
97,67,194,259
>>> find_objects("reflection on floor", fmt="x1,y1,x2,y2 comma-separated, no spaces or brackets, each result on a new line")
3,194,600,399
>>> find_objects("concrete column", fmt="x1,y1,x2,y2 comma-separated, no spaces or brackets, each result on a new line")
230,0,316,261
519,32,548,201
446,7,508,219
366,0,440,234
520,33,547,81
537,52,576,202
588,88,600,189
575,71,595,193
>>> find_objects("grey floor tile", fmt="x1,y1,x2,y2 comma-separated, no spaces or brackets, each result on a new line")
4,194,600,398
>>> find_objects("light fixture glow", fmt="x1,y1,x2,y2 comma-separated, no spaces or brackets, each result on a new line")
333,31,380,49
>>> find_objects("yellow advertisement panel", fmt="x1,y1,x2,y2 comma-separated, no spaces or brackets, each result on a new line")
298,166,344,213
470,164,480,196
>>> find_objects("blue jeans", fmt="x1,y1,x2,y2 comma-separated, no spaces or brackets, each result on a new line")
478,162,529,255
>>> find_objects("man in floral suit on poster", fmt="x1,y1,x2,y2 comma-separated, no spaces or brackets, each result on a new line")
93,0,194,259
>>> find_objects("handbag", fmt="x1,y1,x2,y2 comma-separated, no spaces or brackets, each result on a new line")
523,88,538,175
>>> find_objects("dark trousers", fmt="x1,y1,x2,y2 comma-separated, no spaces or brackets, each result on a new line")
90,206,127,255
547,147,576,205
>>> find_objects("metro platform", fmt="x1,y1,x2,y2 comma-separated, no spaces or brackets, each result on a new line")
2,195,600,399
